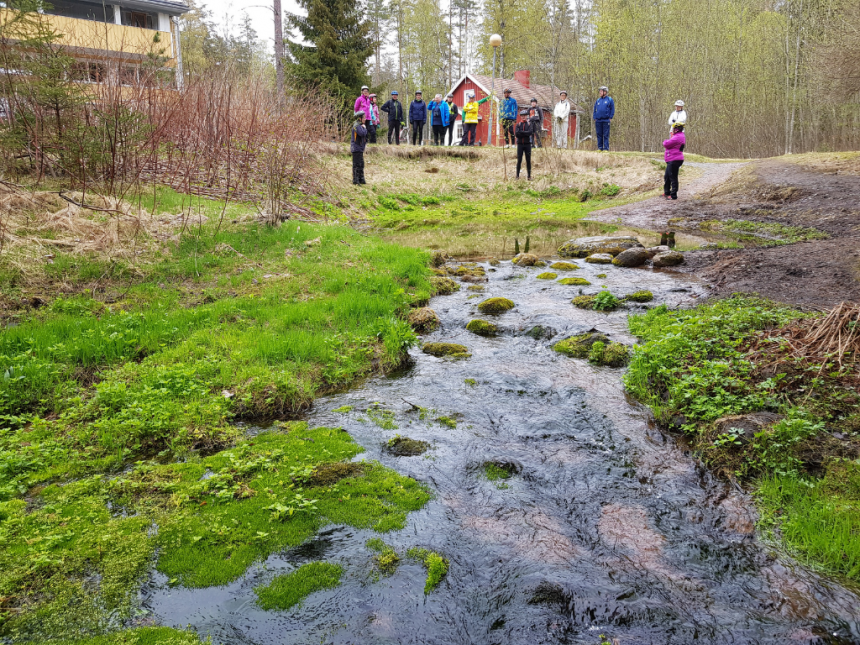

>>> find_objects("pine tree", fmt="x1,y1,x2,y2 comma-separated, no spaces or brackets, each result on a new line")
287,0,373,107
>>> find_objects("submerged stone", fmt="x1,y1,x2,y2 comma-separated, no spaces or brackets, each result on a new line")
385,436,430,456
407,307,440,333
466,319,499,336
554,332,629,367
467,285,485,291
523,325,557,340
477,297,515,314
558,235,643,258
550,261,580,270
612,247,650,267
652,251,684,267
571,295,597,309
536,272,557,280
430,277,460,295
422,342,471,358
558,277,591,286
585,253,613,264
447,264,487,277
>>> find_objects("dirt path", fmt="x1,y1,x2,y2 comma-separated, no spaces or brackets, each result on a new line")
587,158,860,309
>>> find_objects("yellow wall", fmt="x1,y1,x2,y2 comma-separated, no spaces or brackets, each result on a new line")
0,8,175,63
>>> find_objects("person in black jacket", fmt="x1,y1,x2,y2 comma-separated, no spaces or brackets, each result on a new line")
380,91,404,145
409,91,427,145
351,110,367,185
528,98,543,148
445,93,459,146
515,109,533,180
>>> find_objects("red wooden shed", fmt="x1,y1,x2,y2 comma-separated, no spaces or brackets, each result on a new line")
447,70,580,146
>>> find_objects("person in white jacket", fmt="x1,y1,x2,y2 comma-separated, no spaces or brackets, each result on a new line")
553,91,571,148
669,100,687,130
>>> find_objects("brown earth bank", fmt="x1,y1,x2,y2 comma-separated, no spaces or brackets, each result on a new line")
589,156,860,308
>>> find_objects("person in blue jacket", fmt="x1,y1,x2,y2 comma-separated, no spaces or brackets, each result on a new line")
500,88,517,148
593,85,615,151
409,91,427,145
427,93,450,146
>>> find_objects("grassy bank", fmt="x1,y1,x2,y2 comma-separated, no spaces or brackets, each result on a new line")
0,199,437,640
625,296,860,582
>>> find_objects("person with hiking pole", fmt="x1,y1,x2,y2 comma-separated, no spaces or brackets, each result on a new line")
445,93,459,146
500,88,517,148
553,91,571,149
381,91,404,145
409,91,427,145
515,108,533,180
428,93,450,146
351,110,368,185
527,98,544,148
593,85,614,151
459,90,489,146
662,122,685,200
368,94,380,144
354,86,372,134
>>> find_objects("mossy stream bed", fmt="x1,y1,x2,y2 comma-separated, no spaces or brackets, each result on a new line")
141,259,860,644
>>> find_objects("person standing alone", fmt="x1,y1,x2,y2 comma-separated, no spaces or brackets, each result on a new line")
553,91,571,149
445,94,459,146
351,110,367,185
515,109,533,180
409,91,427,145
593,86,614,151
381,91,404,145
662,122,685,200
500,88,517,148
668,100,687,131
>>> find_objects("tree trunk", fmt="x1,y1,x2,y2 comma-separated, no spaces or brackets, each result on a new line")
274,0,284,100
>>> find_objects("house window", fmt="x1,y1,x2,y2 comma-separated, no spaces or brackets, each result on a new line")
68,62,107,83
122,11,154,29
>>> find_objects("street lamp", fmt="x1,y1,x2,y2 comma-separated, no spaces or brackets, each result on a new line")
489,33,502,146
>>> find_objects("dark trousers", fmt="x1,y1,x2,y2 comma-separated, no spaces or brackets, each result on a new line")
664,160,683,199
595,121,610,150
352,152,365,184
388,122,401,145
460,123,477,146
432,124,445,145
411,122,424,145
368,124,377,144
502,119,515,145
516,143,532,178
446,122,456,145
530,123,542,147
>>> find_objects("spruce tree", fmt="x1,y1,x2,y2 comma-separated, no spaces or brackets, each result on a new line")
286,0,373,107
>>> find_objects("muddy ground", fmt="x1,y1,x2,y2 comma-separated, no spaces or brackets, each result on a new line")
589,158,860,309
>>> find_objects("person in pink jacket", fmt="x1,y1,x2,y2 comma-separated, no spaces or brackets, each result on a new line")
354,86,371,134
662,122,685,200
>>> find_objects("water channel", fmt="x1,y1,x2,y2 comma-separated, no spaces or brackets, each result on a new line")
144,257,860,644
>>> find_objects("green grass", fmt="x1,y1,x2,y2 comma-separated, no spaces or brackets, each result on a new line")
60,627,206,645
254,561,344,611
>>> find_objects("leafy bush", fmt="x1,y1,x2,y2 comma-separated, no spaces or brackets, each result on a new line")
593,290,620,311
600,184,621,197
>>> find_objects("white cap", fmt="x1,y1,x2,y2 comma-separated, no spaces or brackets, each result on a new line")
675,100,685,107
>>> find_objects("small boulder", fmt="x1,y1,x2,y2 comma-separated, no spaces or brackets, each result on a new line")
624,290,653,303
523,325,557,340
477,297,515,314
645,245,672,258
386,436,430,456
536,272,557,280
466,319,499,336
714,412,784,444
553,332,629,367
612,248,650,267
558,235,643,258
407,307,440,333
585,253,613,264
512,253,539,266
422,342,470,358
652,251,684,267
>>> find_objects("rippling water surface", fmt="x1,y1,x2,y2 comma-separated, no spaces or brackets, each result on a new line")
143,259,860,644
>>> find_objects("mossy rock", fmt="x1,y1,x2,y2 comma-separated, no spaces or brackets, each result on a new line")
596,273,607,279
430,277,460,295
550,262,580,271
584,253,613,264
536,272,557,280
558,277,591,286
467,285,485,292
534,261,547,267
386,436,430,456
447,264,486,277
407,307,440,333
554,332,608,358
307,462,364,487
624,290,654,303
466,319,499,336
477,297,515,314
554,333,629,367
512,253,539,266
430,251,447,267
571,295,597,310
422,342,470,358
430,268,448,276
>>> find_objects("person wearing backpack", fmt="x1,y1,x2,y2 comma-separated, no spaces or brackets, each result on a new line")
515,109,533,180
445,93,459,145
428,93,450,146
409,91,427,145
381,91,405,145
351,110,368,185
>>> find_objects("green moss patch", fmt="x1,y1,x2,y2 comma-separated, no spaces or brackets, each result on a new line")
558,277,591,286
572,290,620,311
466,319,499,336
446,264,486,277
536,272,558,280
477,297,515,314
367,538,400,575
436,416,457,429
254,561,343,611
484,462,515,481
58,627,204,645
385,435,430,456
422,342,471,357
624,290,654,302
407,547,449,593
430,276,460,295
550,262,580,270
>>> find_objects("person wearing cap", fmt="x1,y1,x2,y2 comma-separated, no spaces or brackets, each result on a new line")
669,100,687,131
351,110,368,185
553,91,571,149
354,86,372,134
368,94,380,144
459,90,489,146
445,93,459,146
381,91,404,145
593,85,614,151
427,93,450,146
515,108,533,180
528,98,544,148
409,91,427,145
500,88,518,148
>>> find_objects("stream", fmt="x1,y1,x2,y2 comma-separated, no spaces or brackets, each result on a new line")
143,258,860,644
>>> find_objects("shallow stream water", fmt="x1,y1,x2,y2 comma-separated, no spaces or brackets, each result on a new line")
144,259,860,644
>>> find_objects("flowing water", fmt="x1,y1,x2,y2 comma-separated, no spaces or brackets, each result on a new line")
144,259,860,644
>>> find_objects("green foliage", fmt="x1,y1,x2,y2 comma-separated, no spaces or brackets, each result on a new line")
436,416,457,428
483,463,512,481
593,290,620,311
624,290,653,302
60,627,206,645
600,184,621,197
406,547,449,593
367,538,400,575
254,561,343,611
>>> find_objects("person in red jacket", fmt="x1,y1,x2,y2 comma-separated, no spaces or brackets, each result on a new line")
662,122,685,200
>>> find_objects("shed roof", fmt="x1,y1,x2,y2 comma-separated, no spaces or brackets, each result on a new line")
465,73,580,112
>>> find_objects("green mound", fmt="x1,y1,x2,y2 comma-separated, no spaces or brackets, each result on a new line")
536,272,558,280
430,276,460,295
422,342,470,357
554,333,629,367
466,319,499,336
385,435,430,456
477,297,515,314
558,277,591,286
550,262,580,270
624,290,654,302
255,562,342,611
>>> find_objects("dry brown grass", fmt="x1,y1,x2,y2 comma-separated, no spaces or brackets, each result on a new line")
784,152,860,176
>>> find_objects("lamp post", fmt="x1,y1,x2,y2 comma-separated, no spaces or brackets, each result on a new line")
489,33,502,146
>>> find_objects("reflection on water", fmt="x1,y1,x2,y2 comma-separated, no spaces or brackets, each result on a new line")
144,259,860,644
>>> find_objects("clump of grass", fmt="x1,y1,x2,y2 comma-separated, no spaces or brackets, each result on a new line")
366,403,398,430
254,561,343,611
484,462,514,481
436,416,457,429
587,340,629,367
333,405,354,413
406,547,449,593
430,276,460,295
